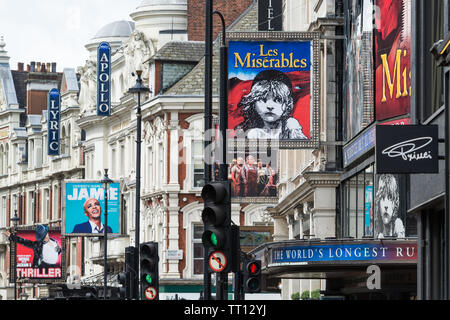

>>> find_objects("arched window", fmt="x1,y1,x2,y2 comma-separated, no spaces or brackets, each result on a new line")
5,144,9,174
60,126,66,155
67,123,71,155
0,145,4,175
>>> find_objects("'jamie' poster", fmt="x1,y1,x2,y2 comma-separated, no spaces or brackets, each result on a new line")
63,181,120,236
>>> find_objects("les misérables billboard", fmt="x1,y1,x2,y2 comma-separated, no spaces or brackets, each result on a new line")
227,32,320,150
225,32,320,204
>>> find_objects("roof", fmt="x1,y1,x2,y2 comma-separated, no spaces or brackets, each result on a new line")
0,63,19,107
138,0,186,7
92,20,135,40
150,41,205,63
63,68,79,92
27,114,42,127
164,2,258,96
11,70,27,108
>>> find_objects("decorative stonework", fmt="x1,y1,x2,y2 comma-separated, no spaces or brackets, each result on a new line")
124,30,155,88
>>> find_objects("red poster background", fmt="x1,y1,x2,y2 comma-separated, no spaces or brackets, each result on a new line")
228,71,311,139
375,0,411,121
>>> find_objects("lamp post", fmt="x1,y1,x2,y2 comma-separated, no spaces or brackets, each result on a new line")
101,169,113,300
10,210,19,301
128,70,150,300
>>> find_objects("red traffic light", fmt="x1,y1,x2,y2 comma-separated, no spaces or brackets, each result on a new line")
247,261,260,275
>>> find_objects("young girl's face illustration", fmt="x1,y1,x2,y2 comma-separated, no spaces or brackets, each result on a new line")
254,93,284,125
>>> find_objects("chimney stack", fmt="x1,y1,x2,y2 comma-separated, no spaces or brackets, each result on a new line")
51,62,56,73
17,62,24,72
30,61,35,72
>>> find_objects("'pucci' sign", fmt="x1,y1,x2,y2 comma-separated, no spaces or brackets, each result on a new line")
97,42,111,116
376,125,439,174
47,88,60,156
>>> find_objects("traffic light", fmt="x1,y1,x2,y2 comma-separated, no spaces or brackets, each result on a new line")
118,271,129,299
125,246,138,300
140,242,159,300
201,181,232,273
243,258,262,293
118,246,137,300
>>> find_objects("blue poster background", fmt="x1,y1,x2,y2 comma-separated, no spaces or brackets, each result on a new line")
229,41,311,80
65,182,120,235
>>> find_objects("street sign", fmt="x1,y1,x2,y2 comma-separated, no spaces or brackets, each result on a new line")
208,251,228,273
144,286,157,300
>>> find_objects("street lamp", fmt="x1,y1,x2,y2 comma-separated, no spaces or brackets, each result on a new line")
101,168,113,300
128,70,150,300
10,210,19,300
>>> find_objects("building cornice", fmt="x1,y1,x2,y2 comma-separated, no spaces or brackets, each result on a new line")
271,171,342,218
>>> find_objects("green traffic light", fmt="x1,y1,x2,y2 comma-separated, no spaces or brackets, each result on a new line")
145,274,153,284
210,233,218,246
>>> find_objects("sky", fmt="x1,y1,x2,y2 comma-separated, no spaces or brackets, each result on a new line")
0,0,142,72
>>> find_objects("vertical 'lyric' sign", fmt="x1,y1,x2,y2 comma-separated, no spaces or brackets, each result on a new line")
48,88,60,156
97,42,111,117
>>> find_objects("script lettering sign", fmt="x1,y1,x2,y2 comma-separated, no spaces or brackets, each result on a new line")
376,125,438,174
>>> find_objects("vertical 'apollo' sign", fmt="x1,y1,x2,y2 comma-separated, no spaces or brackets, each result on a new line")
48,88,61,156
97,42,111,117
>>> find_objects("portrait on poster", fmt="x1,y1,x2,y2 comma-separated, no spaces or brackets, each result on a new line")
227,32,320,149
374,174,405,239
63,181,121,236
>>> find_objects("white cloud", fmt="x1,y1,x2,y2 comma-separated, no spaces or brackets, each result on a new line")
0,0,142,71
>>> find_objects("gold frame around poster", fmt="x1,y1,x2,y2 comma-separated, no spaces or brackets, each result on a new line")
225,31,321,150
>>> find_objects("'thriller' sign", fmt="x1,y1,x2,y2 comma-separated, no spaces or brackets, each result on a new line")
376,125,439,174
48,89,60,156
97,42,111,116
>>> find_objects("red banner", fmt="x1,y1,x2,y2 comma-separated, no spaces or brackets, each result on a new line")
375,0,411,121
14,228,63,280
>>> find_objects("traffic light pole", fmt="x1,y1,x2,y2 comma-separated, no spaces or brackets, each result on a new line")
204,0,213,301
216,9,229,302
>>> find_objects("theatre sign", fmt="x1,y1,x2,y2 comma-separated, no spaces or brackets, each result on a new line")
252,240,417,269
376,125,439,174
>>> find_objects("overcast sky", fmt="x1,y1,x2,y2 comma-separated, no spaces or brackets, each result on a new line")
0,0,142,72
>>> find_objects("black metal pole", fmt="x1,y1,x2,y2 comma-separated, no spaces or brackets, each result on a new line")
103,169,109,300
214,10,228,301
13,230,17,301
444,69,450,300
11,209,19,301
204,0,213,301
136,91,142,300
215,11,228,182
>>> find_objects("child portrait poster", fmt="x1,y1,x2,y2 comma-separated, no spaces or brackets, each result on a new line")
63,181,121,236
228,39,313,147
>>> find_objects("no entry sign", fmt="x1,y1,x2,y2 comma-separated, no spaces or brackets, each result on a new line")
208,251,228,273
